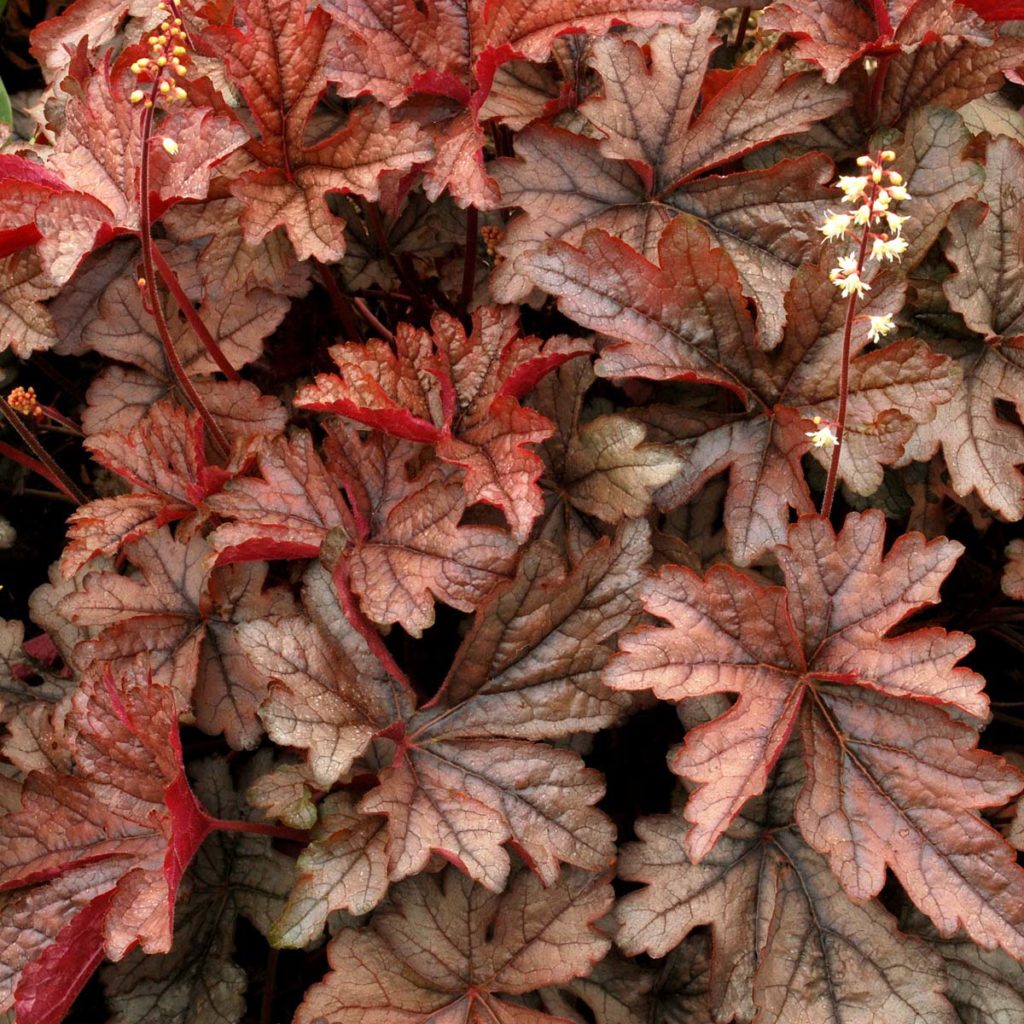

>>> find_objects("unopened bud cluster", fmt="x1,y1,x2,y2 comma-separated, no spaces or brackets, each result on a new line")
821,150,910,300
7,386,44,422
129,1,189,108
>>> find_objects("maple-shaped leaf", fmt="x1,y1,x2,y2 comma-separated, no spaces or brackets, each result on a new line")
295,305,589,539
617,757,957,1024
238,562,411,790
24,64,247,283
269,792,389,948
101,756,295,1024
322,0,702,206
60,530,296,749
531,360,683,527
525,217,954,563
62,400,233,577
899,135,1024,520
28,0,152,79
0,663,218,1023
209,428,519,635
907,912,1024,1024
205,429,355,564
539,944,715,1024
328,428,522,634
204,0,432,262
608,511,1024,956
295,864,612,1024
762,0,1010,86
360,520,648,890
883,106,983,273
0,251,60,358
493,18,848,345
161,198,312,303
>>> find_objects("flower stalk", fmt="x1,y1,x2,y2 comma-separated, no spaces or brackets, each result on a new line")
132,1,231,456
817,150,910,520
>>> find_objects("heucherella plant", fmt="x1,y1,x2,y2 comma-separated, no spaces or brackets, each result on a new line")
1,1,1024,1022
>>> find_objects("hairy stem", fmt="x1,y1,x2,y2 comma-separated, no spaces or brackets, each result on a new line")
149,243,241,381
139,93,230,457
0,400,87,504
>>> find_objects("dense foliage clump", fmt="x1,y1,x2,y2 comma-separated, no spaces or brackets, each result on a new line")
2,0,1024,1021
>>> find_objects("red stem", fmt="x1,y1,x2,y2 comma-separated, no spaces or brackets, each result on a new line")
0,439,81,504
820,186,877,521
352,297,394,342
149,243,240,381
211,817,309,843
460,205,479,314
0,398,86,503
733,6,751,51
315,258,362,341
139,92,230,458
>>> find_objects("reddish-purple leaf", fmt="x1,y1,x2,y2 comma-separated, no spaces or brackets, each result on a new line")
361,520,648,889
294,864,612,1024
608,511,1024,955
526,217,954,563
296,306,589,539
0,663,216,1019
205,0,432,261
899,135,1024,520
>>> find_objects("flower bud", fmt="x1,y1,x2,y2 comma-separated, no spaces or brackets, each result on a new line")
161,136,179,156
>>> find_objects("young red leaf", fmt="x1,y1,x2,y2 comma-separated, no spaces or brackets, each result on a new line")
205,0,432,261
101,756,296,1024
492,19,847,344
0,663,216,1021
62,400,233,576
30,64,246,283
899,136,1024,520
608,511,1024,956
296,305,589,539
361,520,648,890
527,217,954,563
295,864,612,1024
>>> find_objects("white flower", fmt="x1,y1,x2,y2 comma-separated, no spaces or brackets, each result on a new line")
805,416,838,450
887,183,911,202
866,313,896,342
869,234,908,263
885,211,908,235
837,175,868,202
821,210,852,241
161,136,179,156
